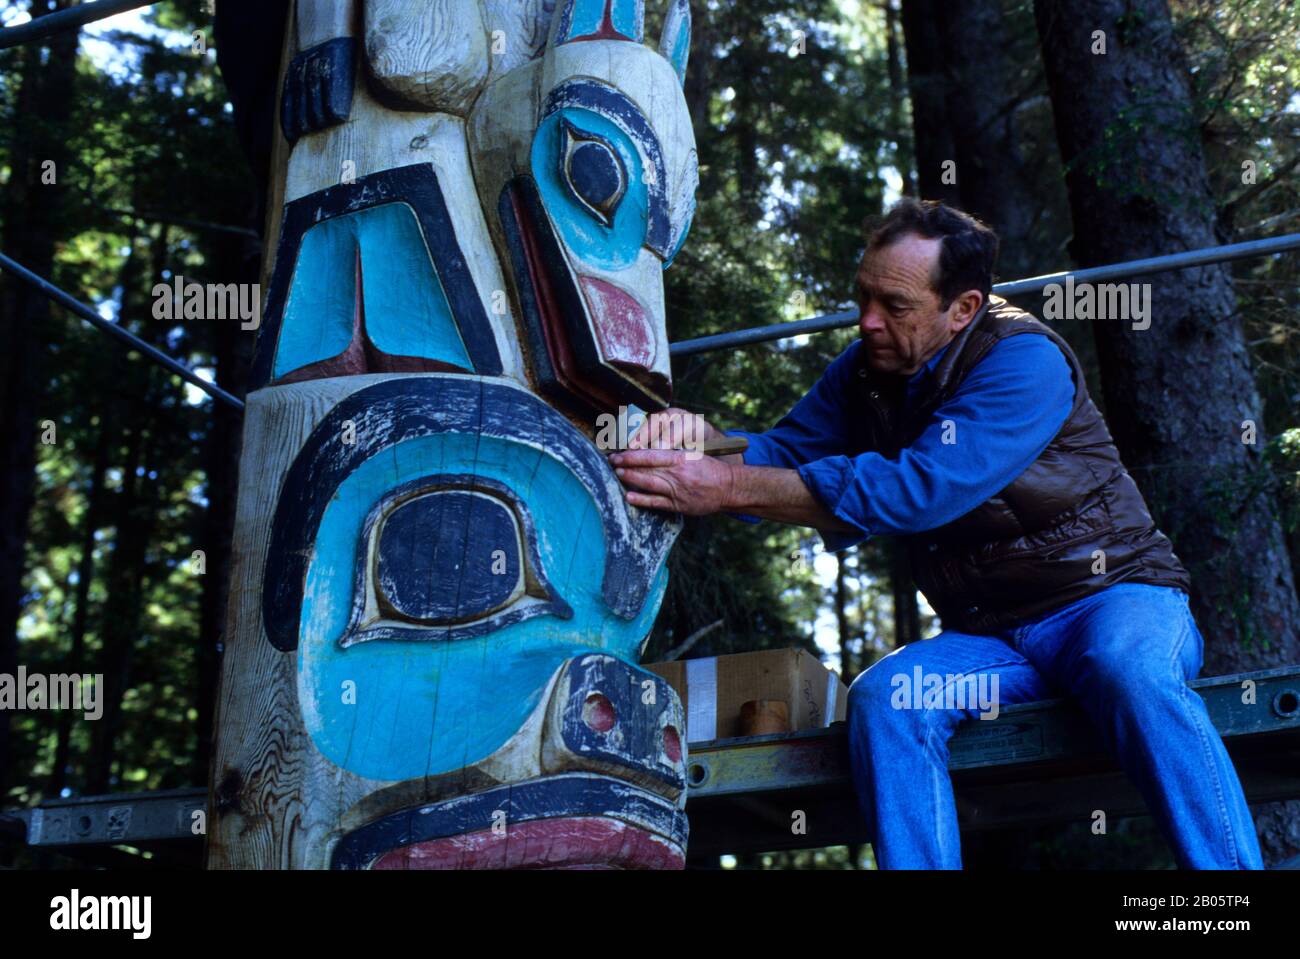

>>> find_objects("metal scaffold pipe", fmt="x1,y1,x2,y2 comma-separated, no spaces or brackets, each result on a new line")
0,251,245,411
669,232,1300,359
0,0,156,50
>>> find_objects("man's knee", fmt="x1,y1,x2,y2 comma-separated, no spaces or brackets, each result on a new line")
1077,588,1200,700
847,655,916,731
846,662,892,725
847,651,958,737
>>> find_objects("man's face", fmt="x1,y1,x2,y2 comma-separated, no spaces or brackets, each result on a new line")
854,233,976,376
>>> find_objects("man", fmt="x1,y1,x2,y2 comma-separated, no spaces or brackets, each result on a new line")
610,197,1263,869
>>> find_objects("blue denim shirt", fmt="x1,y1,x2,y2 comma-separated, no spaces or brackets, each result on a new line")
725,333,1075,551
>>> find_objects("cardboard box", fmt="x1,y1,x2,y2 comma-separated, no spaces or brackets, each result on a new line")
645,648,848,743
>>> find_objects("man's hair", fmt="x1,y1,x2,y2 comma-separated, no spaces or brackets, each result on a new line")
863,198,999,309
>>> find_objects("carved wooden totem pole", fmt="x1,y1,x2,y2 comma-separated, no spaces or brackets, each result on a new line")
209,0,698,869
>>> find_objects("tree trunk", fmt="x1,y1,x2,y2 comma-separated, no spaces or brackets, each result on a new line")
85,238,163,794
882,0,915,197
835,553,854,683
0,1,80,800
889,539,920,648
899,0,960,206
935,0,1042,278
732,9,764,224
49,419,114,797
1034,0,1300,864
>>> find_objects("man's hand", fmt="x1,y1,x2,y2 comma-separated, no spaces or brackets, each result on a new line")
612,447,861,537
626,407,746,465
610,448,738,515
612,406,860,537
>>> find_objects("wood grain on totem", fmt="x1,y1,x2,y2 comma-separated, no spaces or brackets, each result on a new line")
365,0,488,116
212,0,697,870
296,0,355,49
208,375,676,868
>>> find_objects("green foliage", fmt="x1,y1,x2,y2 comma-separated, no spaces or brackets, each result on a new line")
652,1,897,663
2,2,249,807
2,0,1296,874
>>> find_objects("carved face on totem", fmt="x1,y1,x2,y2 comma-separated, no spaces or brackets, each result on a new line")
469,0,698,414
238,0,698,868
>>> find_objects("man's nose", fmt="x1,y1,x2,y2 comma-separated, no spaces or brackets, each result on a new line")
859,306,886,336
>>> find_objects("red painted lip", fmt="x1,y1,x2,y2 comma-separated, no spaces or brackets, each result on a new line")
370,816,686,870
507,180,673,411
580,277,671,403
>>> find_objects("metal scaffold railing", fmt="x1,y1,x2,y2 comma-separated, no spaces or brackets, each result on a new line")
0,0,155,51
668,231,1300,358
3,233,1297,412
0,251,245,411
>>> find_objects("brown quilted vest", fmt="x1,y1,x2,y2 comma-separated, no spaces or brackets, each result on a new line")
854,294,1190,634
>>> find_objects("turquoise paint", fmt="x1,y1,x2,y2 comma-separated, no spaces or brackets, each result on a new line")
532,109,648,273
561,0,605,40
561,0,640,41
273,203,472,379
356,203,471,364
298,428,668,782
273,215,356,378
668,22,690,83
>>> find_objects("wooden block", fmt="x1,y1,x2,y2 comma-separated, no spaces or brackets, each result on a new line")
646,648,849,742
738,700,791,736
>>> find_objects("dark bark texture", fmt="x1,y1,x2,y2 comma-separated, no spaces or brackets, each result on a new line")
1034,0,1300,863
935,0,1042,279
0,3,79,800
899,0,961,206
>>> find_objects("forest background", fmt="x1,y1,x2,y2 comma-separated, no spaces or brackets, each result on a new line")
1,0,1298,868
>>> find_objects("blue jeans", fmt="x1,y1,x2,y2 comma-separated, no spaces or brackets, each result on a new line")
846,582,1264,869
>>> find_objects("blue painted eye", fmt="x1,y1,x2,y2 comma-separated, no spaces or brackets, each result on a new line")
375,491,521,623
340,476,572,648
571,143,622,208
560,121,627,225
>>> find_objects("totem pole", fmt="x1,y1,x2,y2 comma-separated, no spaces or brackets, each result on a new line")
208,0,699,869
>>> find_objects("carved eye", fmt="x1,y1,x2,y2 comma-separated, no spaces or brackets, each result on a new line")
375,491,523,623
559,120,627,225
340,476,572,648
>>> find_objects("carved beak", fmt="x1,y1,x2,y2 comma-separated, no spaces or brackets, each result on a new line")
501,175,673,416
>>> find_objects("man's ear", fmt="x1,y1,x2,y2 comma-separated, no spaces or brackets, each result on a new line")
947,289,985,333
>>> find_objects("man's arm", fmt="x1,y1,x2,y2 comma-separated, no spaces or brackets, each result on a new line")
794,333,1074,548
722,341,864,470
728,465,861,532
613,333,1075,547
622,341,862,523
613,452,858,533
